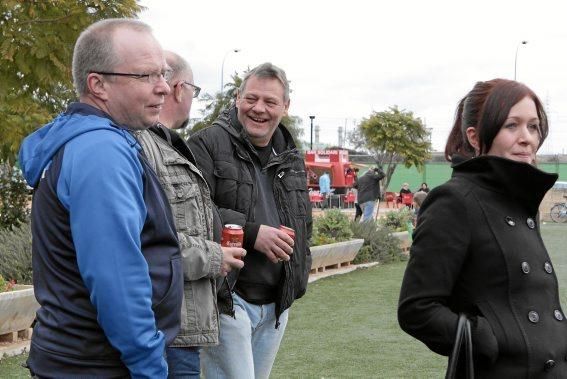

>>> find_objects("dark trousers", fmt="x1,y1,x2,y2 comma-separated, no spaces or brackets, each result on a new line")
354,203,363,221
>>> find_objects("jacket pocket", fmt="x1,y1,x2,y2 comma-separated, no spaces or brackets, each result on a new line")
476,300,519,357
279,171,308,217
152,256,183,344
213,161,253,214
164,181,202,235
153,256,183,309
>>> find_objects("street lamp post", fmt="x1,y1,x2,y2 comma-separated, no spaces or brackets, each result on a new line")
220,48,241,93
309,115,315,150
514,40,527,81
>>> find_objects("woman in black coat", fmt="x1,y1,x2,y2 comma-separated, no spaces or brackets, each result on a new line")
398,79,567,378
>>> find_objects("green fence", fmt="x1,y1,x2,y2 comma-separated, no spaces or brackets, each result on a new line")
375,162,567,193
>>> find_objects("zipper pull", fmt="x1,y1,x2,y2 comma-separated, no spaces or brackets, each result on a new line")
277,171,285,179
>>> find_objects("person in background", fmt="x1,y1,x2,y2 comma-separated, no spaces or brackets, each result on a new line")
307,168,318,186
356,166,385,222
344,167,355,187
397,182,412,204
135,50,245,378
352,167,363,221
418,182,430,193
188,62,312,378
318,171,331,208
398,79,567,376
412,189,428,222
18,19,182,377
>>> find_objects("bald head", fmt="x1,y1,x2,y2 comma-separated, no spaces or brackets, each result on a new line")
159,51,195,129
165,51,192,83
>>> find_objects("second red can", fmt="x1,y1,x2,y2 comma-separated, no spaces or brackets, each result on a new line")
279,225,295,241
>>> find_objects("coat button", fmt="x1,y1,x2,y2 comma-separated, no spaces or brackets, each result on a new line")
544,262,553,274
554,310,564,321
528,311,539,323
521,262,530,274
505,216,516,226
544,359,556,371
526,217,536,229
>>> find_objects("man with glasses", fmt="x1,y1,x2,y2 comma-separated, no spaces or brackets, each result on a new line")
19,19,182,377
188,62,312,379
136,50,246,378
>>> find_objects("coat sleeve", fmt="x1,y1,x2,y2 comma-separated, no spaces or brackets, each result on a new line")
397,185,499,363
187,131,247,227
178,233,223,280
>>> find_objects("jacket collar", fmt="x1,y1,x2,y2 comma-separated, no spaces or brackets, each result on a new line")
452,155,557,214
213,106,297,157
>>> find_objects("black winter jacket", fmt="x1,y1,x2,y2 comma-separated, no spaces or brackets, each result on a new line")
188,107,312,322
398,155,567,378
356,168,385,204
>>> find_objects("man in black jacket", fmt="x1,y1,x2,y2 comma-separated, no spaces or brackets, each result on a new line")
188,62,312,378
356,167,385,222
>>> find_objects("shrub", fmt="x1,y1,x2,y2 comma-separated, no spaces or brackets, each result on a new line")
350,220,406,264
311,209,353,246
0,163,30,230
0,220,33,284
0,274,16,292
378,208,414,232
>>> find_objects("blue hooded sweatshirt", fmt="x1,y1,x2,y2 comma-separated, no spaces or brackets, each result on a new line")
19,103,182,378
319,172,331,195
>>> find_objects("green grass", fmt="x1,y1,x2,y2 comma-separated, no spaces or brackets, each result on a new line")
271,223,567,378
0,353,27,378
271,262,446,378
2,224,566,378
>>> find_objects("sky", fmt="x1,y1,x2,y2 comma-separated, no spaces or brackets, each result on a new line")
139,0,567,154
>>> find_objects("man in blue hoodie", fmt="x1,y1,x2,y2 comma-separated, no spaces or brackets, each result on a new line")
318,171,331,208
18,19,183,378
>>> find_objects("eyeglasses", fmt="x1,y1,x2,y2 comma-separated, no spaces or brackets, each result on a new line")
174,81,201,98
92,70,173,83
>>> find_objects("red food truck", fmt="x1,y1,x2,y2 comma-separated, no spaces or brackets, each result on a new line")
304,149,356,195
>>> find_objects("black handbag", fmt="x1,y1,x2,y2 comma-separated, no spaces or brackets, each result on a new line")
445,313,474,379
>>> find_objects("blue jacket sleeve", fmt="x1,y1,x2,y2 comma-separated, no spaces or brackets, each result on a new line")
57,130,167,378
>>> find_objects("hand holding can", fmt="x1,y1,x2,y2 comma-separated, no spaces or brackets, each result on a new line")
279,225,295,243
221,224,244,259
278,225,295,261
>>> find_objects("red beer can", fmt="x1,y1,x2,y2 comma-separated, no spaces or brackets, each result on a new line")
279,225,295,241
221,224,244,251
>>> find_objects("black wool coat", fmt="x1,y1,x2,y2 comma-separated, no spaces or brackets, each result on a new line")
398,155,567,378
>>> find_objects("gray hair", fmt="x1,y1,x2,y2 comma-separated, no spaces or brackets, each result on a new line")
239,62,290,102
164,50,191,82
72,18,153,96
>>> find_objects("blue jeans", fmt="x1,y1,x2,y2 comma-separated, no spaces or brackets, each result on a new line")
166,346,201,379
201,292,289,379
360,200,377,222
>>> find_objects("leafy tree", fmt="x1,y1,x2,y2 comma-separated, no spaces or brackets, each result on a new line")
282,115,304,151
190,72,304,150
0,0,143,163
190,72,242,134
350,106,431,191
0,163,29,230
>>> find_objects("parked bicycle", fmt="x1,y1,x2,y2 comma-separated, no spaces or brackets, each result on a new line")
550,196,567,223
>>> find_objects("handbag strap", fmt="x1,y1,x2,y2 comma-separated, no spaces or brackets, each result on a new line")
445,313,474,379
464,317,474,378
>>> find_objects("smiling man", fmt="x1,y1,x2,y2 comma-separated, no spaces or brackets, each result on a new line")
18,19,182,378
188,62,312,378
